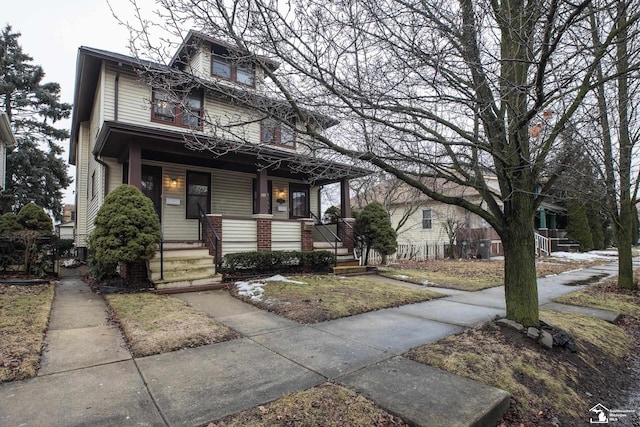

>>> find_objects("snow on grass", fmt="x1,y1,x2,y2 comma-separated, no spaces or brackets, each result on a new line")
235,275,308,302
550,250,617,262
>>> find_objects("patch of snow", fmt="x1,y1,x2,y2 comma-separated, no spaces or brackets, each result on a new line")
421,280,431,286
393,274,410,280
235,281,265,302
550,251,615,262
263,274,307,284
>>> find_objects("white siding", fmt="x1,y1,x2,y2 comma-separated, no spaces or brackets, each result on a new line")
222,218,257,255
271,221,301,251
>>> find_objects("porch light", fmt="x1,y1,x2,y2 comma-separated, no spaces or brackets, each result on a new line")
170,178,178,188
276,188,286,204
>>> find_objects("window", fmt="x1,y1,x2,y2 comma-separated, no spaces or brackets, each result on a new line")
186,171,211,219
212,56,231,79
261,119,296,147
211,52,255,86
236,64,255,86
422,208,432,229
253,179,273,214
152,89,203,128
290,184,309,218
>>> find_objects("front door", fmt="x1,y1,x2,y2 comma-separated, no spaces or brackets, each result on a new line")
141,165,162,222
289,183,310,218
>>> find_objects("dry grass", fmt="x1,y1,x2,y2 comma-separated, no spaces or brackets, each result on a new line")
105,292,239,357
406,310,633,423
379,258,607,291
231,275,443,323
0,283,54,382
554,271,640,317
210,382,408,427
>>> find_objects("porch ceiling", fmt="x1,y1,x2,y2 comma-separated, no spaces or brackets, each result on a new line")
94,121,371,185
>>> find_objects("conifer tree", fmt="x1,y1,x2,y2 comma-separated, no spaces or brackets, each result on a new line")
0,25,72,220
567,200,594,252
354,201,397,265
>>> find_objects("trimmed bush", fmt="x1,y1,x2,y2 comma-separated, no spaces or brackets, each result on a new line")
88,185,161,282
17,203,52,235
220,250,335,278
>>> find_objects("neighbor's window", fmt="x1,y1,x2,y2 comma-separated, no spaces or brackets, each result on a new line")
212,56,231,79
152,89,203,128
261,119,295,147
186,171,211,219
422,208,432,229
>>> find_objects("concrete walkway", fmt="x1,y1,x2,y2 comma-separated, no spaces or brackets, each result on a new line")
0,262,625,427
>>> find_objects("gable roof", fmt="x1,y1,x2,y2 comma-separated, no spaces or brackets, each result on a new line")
170,30,279,71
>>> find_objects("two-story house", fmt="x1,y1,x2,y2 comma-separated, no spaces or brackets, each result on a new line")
69,31,367,289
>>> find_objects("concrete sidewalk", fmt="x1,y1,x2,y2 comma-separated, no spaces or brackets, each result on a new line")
0,262,624,427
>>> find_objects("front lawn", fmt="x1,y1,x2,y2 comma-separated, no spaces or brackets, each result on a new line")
0,283,54,382
380,258,608,291
553,270,640,317
211,382,408,426
406,310,634,425
230,275,443,323
105,292,239,357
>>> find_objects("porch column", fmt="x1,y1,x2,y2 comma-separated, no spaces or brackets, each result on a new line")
549,213,557,230
538,208,547,229
257,169,269,214
340,178,351,218
128,145,142,190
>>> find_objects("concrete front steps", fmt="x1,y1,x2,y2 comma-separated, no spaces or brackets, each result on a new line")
148,247,223,292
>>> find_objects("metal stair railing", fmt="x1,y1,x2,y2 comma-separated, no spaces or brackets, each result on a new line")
309,212,341,266
197,204,221,268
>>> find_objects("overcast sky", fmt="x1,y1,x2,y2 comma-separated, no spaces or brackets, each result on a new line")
3,0,154,204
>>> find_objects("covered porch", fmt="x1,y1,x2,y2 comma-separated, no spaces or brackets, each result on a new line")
93,121,368,286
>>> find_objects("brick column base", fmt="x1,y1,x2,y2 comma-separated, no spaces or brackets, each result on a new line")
255,215,273,251
338,218,356,254
206,214,223,261
301,219,315,251
119,260,148,283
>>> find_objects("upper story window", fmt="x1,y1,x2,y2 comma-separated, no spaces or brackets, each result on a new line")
152,89,203,129
211,52,255,87
261,119,295,148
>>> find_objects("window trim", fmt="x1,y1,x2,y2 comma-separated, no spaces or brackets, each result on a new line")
422,208,433,230
186,171,211,219
151,89,204,129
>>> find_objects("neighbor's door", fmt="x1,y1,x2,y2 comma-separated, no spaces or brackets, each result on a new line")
141,165,162,222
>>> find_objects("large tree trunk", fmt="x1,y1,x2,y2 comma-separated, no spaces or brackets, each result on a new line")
617,198,636,289
502,195,539,327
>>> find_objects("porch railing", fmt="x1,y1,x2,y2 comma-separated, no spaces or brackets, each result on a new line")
197,204,221,267
534,232,549,256
309,212,341,265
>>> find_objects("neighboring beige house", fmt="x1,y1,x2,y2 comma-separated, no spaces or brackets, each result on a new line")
0,113,16,190
355,177,568,260
354,177,501,260
69,31,367,288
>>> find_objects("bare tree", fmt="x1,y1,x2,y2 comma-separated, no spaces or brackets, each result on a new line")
584,0,640,289
442,208,465,259
118,0,640,326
